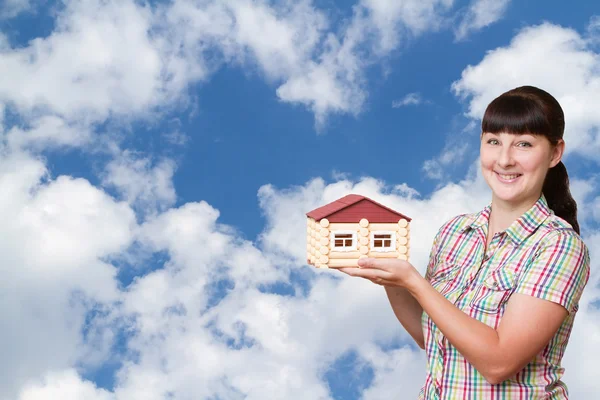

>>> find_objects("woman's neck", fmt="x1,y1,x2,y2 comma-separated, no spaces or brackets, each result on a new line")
488,194,541,235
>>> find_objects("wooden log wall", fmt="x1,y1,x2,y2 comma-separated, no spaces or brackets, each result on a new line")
307,216,411,269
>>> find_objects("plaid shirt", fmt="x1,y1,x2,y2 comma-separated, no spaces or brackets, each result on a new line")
419,195,590,399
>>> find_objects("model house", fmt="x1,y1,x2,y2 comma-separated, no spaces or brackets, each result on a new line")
306,194,411,268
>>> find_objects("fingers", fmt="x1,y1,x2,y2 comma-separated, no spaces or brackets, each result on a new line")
357,257,376,268
339,258,413,288
358,257,411,271
337,268,372,281
368,276,393,287
371,276,384,285
338,267,392,286
339,265,390,282
358,257,391,270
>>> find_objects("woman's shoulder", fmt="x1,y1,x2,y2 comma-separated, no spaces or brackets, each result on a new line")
537,214,586,244
532,214,589,256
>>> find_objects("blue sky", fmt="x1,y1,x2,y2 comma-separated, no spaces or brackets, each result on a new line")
1,0,599,399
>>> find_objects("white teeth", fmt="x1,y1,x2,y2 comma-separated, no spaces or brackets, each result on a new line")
498,173,521,180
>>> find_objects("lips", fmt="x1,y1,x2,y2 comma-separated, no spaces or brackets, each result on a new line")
495,171,522,182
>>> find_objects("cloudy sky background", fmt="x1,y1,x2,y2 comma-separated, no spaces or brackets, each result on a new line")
0,0,599,399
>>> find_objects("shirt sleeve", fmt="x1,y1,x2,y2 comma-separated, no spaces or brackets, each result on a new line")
424,219,453,281
513,230,590,314
424,233,439,282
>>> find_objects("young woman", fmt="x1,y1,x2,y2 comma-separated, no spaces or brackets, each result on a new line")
339,86,590,398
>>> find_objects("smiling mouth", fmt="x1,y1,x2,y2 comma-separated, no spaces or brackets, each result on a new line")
495,172,522,182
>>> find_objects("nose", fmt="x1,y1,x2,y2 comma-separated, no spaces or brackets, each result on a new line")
497,144,515,168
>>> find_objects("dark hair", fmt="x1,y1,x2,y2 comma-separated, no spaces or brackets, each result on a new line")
481,85,580,234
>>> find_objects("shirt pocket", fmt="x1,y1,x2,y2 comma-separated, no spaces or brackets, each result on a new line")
470,269,517,313
429,261,461,295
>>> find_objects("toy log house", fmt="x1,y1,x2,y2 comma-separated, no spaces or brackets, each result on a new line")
306,194,411,268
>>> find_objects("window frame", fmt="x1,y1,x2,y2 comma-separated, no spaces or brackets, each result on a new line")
330,230,357,251
370,231,396,252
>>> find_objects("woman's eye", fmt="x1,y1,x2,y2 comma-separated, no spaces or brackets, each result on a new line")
517,142,532,147
487,139,499,145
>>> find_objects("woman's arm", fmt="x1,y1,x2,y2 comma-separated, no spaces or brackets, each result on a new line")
383,223,443,350
384,286,425,349
406,273,567,384
341,257,572,385
341,229,589,384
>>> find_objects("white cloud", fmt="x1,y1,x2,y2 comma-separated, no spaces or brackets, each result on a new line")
452,23,600,159
281,0,455,127
255,169,600,399
0,33,9,50
0,0,460,135
101,150,178,215
18,370,114,400
587,15,600,41
422,143,470,180
4,116,92,151
455,0,511,41
2,148,599,399
363,0,455,52
259,169,491,276
2,3,599,400
0,0,31,19
163,0,457,128
392,92,424,107
393,182,421,199
589,195,600,224
561,230,600,397
567,176,600,229
229,1,327,81
421,120,477,181
3,163,489,399
0,0,169,124
0,150,135,399
0,2,467,391
359,343,426,399
115,182,445,398
162,128,189,147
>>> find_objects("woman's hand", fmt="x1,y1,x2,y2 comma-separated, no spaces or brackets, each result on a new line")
338,258,421,289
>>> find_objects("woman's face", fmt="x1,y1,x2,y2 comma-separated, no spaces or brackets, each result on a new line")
480,132,564,208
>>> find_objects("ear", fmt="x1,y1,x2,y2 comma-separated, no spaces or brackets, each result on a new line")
549,139,565,168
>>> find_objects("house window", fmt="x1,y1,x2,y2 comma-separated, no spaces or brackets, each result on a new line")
335,234,353,247
331,231,357,251
371,231,396,252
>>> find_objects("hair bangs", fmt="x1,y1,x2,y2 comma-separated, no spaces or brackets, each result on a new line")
482,95,551,136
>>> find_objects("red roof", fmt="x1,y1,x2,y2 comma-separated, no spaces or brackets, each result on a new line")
306,194,411,223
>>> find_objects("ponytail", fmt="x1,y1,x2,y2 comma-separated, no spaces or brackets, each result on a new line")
542,161,580,234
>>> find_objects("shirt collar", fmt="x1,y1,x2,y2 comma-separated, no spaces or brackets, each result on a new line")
460,195,552,246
